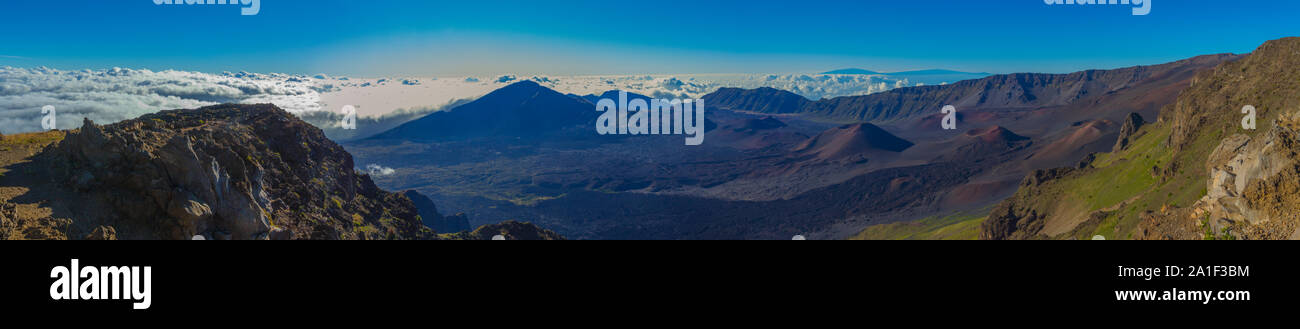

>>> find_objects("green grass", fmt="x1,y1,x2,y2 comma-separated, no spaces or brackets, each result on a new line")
850,210,987,240
997,122,1200,240
1019,114,1232,240
1064,123,1172,212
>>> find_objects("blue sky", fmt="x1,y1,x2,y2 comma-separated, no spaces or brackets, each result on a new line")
1,0,1297,76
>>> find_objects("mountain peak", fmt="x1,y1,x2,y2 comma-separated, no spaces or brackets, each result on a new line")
501,79,542,90
368,81,594,141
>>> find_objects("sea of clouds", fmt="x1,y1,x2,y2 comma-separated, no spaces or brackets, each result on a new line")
0,65,926,135
0,66,327,133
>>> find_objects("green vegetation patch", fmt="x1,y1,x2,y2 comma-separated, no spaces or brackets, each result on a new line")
851,210,988,240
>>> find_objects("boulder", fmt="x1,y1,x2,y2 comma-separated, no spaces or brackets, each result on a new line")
83,226,117,240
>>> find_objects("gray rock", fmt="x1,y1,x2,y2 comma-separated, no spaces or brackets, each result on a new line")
1113,112,1146,153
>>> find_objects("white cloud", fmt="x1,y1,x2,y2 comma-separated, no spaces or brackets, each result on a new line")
526,73,918,101
365,164,396,176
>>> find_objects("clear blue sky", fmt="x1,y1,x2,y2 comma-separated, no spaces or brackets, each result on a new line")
1,0,1296,76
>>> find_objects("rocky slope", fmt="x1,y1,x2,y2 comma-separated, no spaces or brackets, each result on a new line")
705,87,812,114
0,103,567,240
981,37,1300,240
1138,37,1300,240
17,104,437,240
1159,112,1300,239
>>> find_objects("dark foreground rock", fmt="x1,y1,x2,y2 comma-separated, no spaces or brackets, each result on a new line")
38,104,434,240
443,220,566,240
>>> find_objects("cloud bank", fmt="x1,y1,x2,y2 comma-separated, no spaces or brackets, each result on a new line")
0,66,929,135
0,66,326,133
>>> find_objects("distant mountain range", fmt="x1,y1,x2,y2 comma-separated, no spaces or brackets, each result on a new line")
820,69,992,86
821,68,991,76
712,54,1236,124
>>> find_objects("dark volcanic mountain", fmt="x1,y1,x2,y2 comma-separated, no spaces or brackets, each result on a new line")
369,81,594,141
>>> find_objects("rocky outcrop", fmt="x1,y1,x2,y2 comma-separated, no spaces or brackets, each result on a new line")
1112,113,1145,152
37,104,434,240
443,213,471,233
979,167,1076,240
1134,38,1300,240
83,226,117,240
403,190,471,233
1160,111,1300,239
444,220,566,240
0,201,70,240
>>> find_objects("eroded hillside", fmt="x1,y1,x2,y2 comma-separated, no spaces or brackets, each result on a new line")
981,37,1300,240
